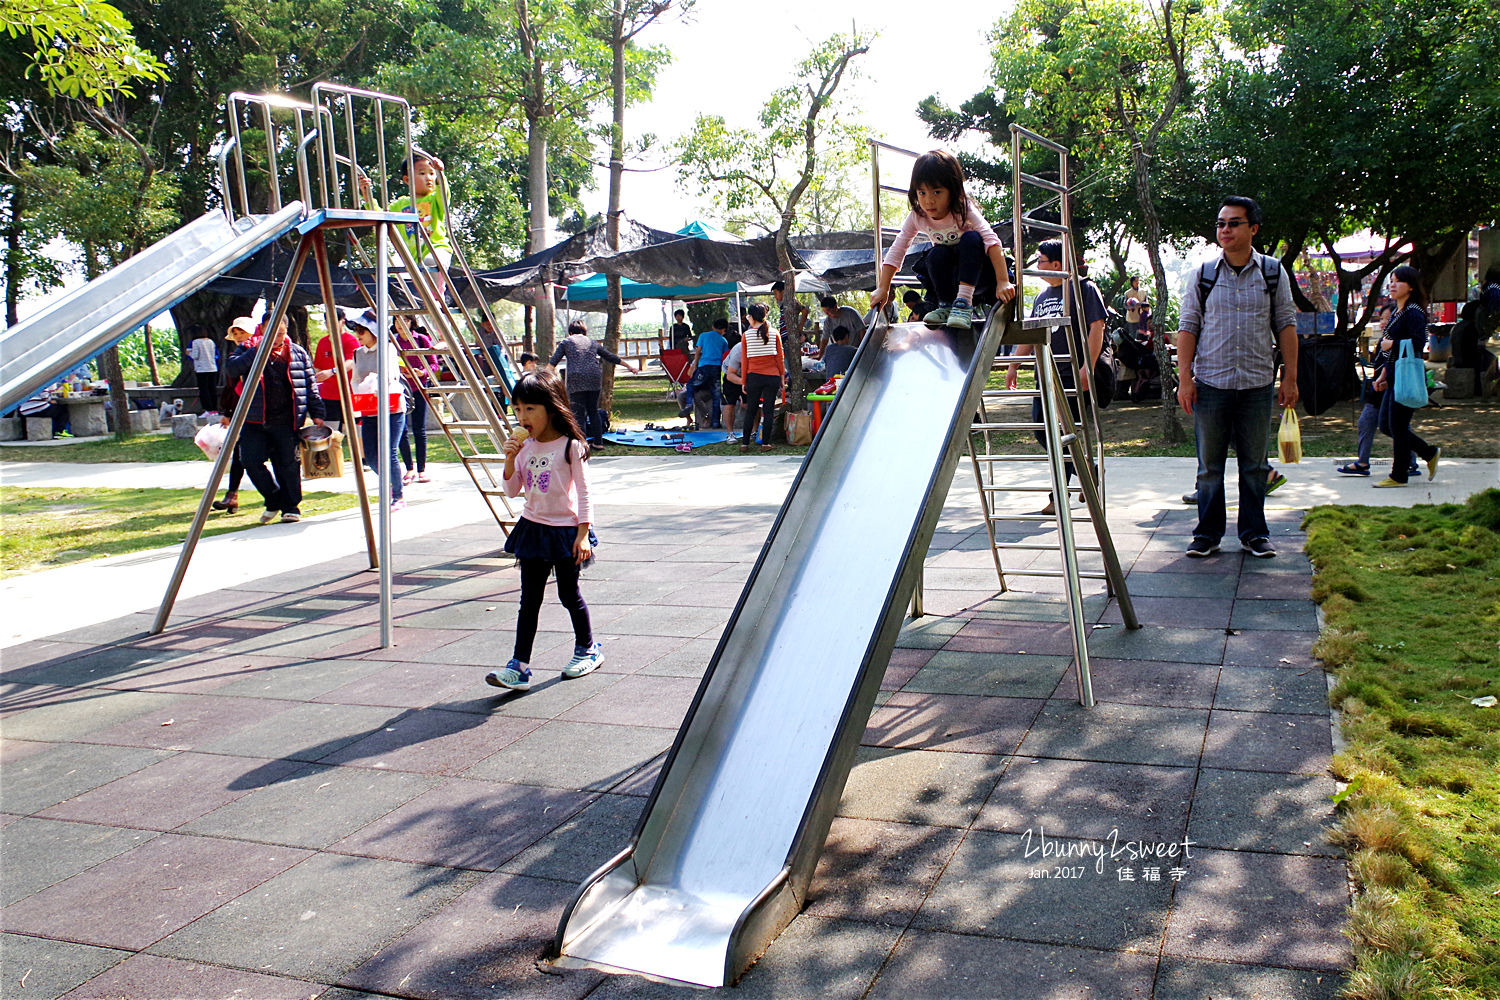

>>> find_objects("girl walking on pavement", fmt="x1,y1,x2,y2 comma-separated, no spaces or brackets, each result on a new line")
487,370,602,692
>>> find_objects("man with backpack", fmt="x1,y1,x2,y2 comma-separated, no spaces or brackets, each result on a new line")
1176,196,1299,559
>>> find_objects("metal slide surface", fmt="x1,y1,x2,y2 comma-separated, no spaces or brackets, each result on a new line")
1,204,306,412
556,313,1009,987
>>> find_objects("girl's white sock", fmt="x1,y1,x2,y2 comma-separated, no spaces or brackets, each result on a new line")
956,282,976,304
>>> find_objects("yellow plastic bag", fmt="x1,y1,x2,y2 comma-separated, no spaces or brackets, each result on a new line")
1276,407,1302,465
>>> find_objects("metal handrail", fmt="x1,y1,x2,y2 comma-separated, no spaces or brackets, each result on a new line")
223,91,322,220
309,82,416,217
214,137,237,221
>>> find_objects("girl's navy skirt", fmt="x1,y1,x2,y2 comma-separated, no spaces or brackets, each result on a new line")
504,517,597,567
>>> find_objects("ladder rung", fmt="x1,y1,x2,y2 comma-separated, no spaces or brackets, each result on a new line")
995,542,1104,552
971,422,1045,431
980,484,1053,493
443,420,500,431
989,513,1069,522
1017,172,1068,195
1018,216,1068,232
465,454,507,463
968,454,1049,462
1022,317,1071,329
1001,569,1110,580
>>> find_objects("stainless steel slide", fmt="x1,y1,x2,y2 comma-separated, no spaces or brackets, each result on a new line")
555,310,1011,988
1,204,306,412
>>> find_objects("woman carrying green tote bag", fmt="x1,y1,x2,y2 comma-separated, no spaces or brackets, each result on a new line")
1373,265,1440,487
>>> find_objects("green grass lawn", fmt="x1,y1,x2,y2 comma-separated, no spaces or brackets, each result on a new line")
3,374,1495,465
1305,490,1500,1000
0,486,360,577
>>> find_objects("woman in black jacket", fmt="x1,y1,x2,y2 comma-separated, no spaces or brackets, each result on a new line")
224,318,325,522
1371,265,1439,487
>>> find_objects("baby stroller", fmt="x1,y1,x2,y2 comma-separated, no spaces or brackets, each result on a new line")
1114,328,1162,402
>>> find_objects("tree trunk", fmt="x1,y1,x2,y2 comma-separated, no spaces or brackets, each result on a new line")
600,4,628,413
101,346,132,440
527,122,554,360
777,229,806,412
5,186,23,329
142,324,162,385
1130,144,1185,444
169,290,256,389
523,305,533,355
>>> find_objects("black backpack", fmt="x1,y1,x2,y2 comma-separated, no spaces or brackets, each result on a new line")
1195,255,1284,340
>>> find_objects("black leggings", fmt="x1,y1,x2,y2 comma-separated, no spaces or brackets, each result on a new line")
918,230,990,304
1378,390,1436,483
399,387,427,472
226,446,244,493
513,556,592,663
741,372,781,447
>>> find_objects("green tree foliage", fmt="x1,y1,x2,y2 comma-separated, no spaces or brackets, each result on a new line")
953,0,1215,442
382,0,666,355
676,42,872,239
0,0,166,104
1165,0,1500,331
23,125,178,272
676,30,871,412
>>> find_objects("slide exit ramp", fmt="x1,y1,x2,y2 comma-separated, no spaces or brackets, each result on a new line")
0,204,306,413
555,308,1012,987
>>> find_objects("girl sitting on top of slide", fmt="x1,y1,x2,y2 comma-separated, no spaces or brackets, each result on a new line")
870,149,1016,330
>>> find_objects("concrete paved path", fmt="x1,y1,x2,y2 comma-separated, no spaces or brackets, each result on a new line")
2,452,1493,998
1,455,1494,649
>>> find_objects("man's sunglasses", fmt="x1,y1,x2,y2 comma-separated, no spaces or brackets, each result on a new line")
1215,219,1250,229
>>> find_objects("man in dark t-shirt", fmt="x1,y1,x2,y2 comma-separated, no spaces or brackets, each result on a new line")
1004,240,1106,507
670,309,693,353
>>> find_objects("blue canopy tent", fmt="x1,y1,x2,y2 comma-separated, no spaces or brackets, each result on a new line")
564,222,755,305
563,272,740,303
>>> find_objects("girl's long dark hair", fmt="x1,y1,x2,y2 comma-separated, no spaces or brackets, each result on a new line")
1392,264,1428,309
908,150,970,223
747,302,770,344
512,369,587,463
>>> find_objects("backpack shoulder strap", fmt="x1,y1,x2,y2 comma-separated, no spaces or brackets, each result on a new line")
1196,260,1220,309
1261,255,1284,338
1260,255,1281,296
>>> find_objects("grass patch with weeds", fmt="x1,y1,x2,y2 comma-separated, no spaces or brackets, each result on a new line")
0,486,360,577
1305,490,1500,1000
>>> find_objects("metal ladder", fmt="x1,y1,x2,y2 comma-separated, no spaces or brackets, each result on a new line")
311,82,522,534
964,124,1139,706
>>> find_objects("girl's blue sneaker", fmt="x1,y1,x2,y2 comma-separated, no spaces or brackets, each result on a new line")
946,298,974,330
486,659,531,691
563,642,604,679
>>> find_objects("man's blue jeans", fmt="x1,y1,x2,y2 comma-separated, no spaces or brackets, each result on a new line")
684,365,722,426
1192,381,1274,545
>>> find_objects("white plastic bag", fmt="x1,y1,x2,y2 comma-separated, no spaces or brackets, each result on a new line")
194,422,227,460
